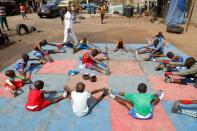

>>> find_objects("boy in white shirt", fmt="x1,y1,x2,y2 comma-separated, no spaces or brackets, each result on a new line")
65,82,108,117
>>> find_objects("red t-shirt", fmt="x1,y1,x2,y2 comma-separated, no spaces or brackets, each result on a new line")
26,89,44,106
82,52,94,64
20,5,25,12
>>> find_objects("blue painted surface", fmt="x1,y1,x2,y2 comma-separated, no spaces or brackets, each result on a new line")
162,101,197,131
108,75,153,93
48,100,111,131
0,43,194,131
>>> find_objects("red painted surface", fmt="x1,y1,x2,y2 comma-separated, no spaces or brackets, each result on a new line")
37,60,77,74
148,76,197,100
110,100,175,131
0,73,13,98
67,75,108,98
109,61,144,76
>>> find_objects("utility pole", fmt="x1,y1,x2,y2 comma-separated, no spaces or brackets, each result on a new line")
185,0,196,32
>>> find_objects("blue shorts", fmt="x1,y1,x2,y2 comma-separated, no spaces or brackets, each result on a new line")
33,51,43,58
78,44,89,50
128,108,153,120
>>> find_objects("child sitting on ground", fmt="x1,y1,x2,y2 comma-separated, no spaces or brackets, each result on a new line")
16,54,42,78
155,51,184,71
33,39,65,62
108,83,164,120
73,37,94,54
114,38,128,52
65,82,108,117
25,80,67,111
164,57,197,87
82,49,110,75
0,28,9,45
5,70,31,97
136,32,166,54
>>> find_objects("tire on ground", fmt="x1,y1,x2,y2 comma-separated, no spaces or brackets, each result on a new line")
16,24,29,35
166,25,184,34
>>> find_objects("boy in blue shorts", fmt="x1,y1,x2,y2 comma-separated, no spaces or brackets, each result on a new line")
73,37,94,54
109,83,164,120
16,54,43,78
33,39,66,62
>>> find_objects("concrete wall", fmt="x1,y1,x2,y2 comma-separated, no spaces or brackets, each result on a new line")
191,2,197,27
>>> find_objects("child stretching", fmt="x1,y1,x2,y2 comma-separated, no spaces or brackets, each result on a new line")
155,51,184,71
114,38,128,52
171,100,197,118
82,49,110,75
164,57,197,87
33,39,65,62
65,82,108,117
73,37,94,54
25,80,67,112
16,54,42,78
108,83,164,120
136,32,166,55
5,70,31,97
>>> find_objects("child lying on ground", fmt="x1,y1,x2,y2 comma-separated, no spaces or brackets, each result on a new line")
171,100,197,118
73,37,94,54
82,49,111,75
16,54,43,78
65,82,108,117
5,70,32,97
114,38,128,52
25,80,67,111
155,51,184,71
108,83,164,120
164,57,197,87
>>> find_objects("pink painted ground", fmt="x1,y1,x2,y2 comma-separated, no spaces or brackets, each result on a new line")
110,100,175,131
67,75,108,98
148,76,197,101
0,73,13,98
109,61,144,76
37,60,77,74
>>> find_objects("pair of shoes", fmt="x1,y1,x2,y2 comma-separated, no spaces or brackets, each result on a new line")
82,73,97,82
164,74,173,83
171,101,181,113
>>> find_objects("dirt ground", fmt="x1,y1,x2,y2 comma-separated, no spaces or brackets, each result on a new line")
0,13,197,70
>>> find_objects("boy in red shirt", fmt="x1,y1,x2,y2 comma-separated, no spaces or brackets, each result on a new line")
20,3,28,20
25,80,67,111
5,70,31,97
82,49,110,75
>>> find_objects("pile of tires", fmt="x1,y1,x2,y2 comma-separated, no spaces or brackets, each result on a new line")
166,25,184,34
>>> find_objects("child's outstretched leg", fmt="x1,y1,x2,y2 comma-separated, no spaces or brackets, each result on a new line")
88,89,108,110
171,101,197,118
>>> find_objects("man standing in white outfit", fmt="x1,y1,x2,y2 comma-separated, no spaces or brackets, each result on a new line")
63,7,78,44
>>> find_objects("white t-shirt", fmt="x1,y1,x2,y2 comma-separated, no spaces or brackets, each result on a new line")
64,11,73,29
71,91,91,117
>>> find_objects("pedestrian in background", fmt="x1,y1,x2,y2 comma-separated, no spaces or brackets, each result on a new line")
0,6,10,31
99,3,105,24
20,3,28,20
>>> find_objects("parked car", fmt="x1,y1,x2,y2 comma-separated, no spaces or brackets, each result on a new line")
37,0,61,18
